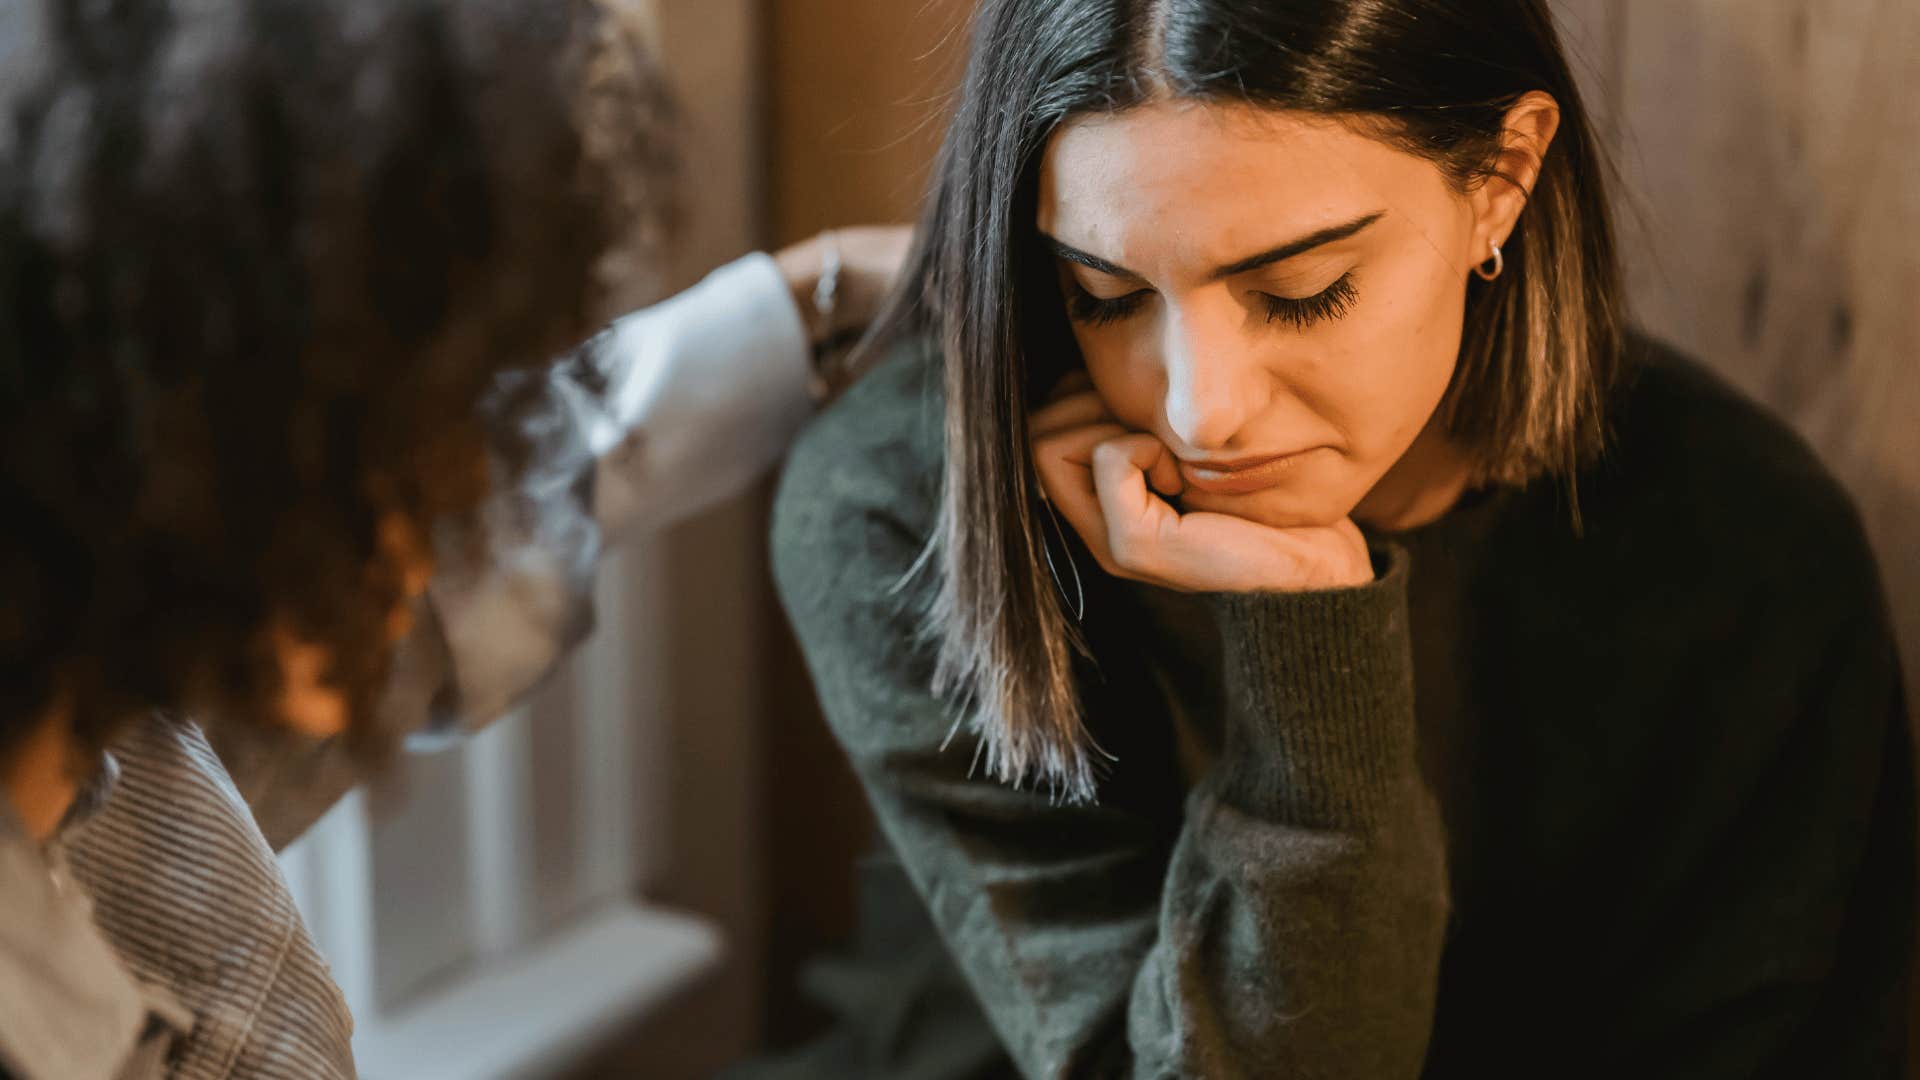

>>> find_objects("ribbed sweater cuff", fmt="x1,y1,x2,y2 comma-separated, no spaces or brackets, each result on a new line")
1202,542,1416,828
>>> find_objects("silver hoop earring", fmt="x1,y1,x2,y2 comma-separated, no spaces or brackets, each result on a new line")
1474,243,1504,282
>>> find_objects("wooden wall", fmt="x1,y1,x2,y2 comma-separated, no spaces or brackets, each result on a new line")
757,0,971,1047
766,0,970,244
1550,0,1919,717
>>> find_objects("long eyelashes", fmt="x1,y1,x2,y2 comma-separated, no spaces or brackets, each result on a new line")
1261,271,1357,329
1065,271,1359,330
1065,286,1148,326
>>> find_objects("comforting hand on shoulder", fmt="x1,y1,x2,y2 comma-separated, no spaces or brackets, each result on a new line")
1030,380,1373,594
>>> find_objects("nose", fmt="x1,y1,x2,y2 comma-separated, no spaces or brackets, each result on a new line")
1160,297,1267,452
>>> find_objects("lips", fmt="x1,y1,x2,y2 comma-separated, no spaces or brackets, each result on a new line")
1177,448,1322,495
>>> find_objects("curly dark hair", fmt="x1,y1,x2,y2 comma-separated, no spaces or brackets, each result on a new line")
0,0,674,762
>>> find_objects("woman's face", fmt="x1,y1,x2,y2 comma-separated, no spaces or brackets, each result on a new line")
1035,100,1500,531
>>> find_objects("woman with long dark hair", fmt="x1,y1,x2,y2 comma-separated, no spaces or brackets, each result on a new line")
765,0,1913,1075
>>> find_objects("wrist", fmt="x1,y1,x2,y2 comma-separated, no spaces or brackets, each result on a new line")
772,240,826,346
1239,526,1375,593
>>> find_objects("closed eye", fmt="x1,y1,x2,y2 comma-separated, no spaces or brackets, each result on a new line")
1064,283,1150,327
1066,272,1360,330
1260,271,1358,330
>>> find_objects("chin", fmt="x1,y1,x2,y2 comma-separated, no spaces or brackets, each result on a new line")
1177,485,1357,531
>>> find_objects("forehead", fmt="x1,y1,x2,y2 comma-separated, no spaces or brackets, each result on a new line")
1036,100,1436,253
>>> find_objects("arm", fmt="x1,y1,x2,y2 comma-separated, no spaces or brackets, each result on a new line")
432,227,909,728
770,403,1450,1077
422,251,816,734
225,233,910,846
212,252,812,843
573,252,816,539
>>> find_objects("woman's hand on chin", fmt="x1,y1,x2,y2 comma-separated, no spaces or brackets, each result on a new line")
1030,385,1373,594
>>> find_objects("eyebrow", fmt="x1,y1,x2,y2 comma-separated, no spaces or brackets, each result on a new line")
1043,210,1385,282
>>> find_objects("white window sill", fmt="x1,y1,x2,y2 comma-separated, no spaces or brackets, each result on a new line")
354,902,723,1080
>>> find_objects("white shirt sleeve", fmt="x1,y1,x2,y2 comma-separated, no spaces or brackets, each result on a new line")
211,253,818,841
569,251,813,540
417,252,812,740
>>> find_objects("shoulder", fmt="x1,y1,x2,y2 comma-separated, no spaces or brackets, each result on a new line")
1586,330,1883,604
1602,332,1851,514
1544,333,1901,731
770,332,945,615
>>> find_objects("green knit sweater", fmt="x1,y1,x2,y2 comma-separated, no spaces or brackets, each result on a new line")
763,331,1913,1079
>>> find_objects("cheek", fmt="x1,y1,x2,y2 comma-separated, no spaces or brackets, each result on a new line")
1072,329,1164,429
1321,259,1467,452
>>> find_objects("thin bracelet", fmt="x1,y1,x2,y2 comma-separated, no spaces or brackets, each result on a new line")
812,230,841,326
807,231,844,404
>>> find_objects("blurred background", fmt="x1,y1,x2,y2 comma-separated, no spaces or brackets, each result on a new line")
276,0,1920,1076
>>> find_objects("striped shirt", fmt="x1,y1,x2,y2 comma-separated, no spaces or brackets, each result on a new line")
65,718,358,1079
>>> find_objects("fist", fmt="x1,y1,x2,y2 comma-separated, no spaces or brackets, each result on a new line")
1029,378,1373,594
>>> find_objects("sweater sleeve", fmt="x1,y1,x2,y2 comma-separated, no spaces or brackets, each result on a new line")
771,397,1450,1078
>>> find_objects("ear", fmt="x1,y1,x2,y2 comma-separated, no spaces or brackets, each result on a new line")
1470,91,1561,259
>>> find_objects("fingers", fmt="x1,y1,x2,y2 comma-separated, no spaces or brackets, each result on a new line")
1027,377,1194,583
1034,426,1183,583
1091,434,1182,577
772,224,916,347
1029,369,1101,430
1145,443,1184,498
1028,388,1110,440
837,224,914,267
1045,369,1093,401
837,227,915,330
1033,420,1128,564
